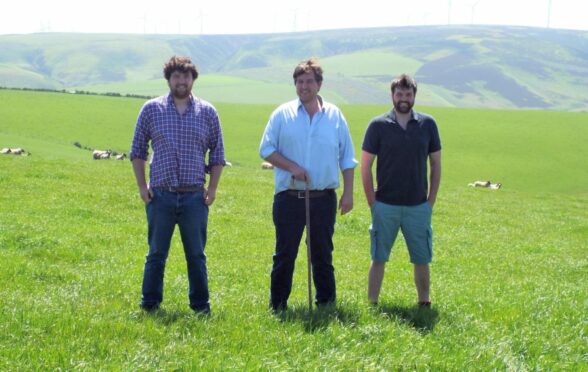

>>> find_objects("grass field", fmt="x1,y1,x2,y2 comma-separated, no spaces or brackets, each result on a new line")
71,73,352,105
0,90,587,369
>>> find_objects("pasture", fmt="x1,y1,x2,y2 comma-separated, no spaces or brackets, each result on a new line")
0,89,586,369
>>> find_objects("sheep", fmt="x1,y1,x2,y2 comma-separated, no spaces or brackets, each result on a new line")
93,150,112,160
1,148,29,155
468,180,502,189
468,180,491,188
261,161,274,170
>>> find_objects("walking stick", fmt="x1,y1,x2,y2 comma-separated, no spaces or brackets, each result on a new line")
305,180,312,314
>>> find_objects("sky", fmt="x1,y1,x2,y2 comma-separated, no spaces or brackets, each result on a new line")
1,0,587,35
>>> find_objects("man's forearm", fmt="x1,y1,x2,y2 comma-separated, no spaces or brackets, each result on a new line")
132,158,152,204
207,164,223,191
428,151,442,205
342,168,354,195
132,158,148,188
265,151,308,181
360,151,376,205
429,166,441,202
265,152,297,173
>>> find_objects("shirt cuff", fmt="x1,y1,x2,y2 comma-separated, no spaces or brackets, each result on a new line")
259,146,276,159
208,159,226,166
340,158,359,170
129,151,148,161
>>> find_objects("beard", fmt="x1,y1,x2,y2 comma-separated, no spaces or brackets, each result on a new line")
394,100,413,114
171,85,191,99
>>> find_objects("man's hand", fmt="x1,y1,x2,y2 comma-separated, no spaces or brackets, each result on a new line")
264,152,308,183
339,191,353,215
139,185,153,204
290,164,309,182
132,159,152,204
204,187,216,206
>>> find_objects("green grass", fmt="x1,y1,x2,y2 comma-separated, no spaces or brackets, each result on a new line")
0,90,586,369
72,78,169,97
321,50,423,78
71,73,351,105
0,65,59,90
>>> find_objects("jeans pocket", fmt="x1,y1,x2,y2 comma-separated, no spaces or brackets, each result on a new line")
427,226,433,260
369,224,377,238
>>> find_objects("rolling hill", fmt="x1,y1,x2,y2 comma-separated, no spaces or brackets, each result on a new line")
1,26,587,110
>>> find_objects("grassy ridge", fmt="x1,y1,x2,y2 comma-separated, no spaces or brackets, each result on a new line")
71,74,353,105
2,27,588,109
0,90,586,369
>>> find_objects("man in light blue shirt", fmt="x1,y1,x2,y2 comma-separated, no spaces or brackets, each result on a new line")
259,57,357,311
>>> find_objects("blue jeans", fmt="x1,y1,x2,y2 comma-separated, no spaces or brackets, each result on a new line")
141,189,209,312
270,190,337,309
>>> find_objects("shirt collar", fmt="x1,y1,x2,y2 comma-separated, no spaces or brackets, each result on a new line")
166,93,196,108
297,95,325,112
389,109,418,123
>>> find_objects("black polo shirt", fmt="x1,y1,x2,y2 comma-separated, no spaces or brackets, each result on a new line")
362,110,441,206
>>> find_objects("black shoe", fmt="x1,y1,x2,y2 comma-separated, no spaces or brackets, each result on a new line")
316,300,336,307
270,302,287,313
140,303,160,312
191,305,211,316
194,309,210,317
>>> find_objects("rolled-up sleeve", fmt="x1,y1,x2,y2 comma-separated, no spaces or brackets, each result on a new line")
207,107,225,166
337,112,358,171
130,104,150,161
259,111,280,159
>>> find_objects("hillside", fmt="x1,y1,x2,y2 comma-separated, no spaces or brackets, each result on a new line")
1,26,587,110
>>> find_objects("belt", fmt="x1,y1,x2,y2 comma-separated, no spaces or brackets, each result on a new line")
282,189,334,199
153,185,203,193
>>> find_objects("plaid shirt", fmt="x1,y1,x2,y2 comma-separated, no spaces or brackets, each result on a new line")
130,93,225,188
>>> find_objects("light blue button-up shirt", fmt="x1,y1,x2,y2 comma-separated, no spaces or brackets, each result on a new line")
259,97,358,193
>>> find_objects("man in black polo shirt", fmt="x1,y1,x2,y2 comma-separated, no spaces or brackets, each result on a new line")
361,73,441,307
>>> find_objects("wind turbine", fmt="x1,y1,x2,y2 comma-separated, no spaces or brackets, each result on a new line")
471,0,482,24
194,9,204,34
547,0,552,28
292,8,298,32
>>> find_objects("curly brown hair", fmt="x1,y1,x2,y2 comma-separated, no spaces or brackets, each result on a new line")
163,56,198,81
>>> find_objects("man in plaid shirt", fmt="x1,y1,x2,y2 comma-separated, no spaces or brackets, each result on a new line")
130,56,225,315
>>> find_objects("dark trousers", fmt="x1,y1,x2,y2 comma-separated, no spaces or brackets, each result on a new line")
141,189,210,312
270,190,337,309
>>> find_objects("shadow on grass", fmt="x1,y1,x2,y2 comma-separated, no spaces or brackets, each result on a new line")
376,304,439,333
274,303,361,332
135,308,210,325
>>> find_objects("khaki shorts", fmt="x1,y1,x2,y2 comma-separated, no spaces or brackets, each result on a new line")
369,201,433,264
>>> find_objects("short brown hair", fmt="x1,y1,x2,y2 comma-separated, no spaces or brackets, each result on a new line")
293,58,323,84
391,74,417,95
163,56,198,81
